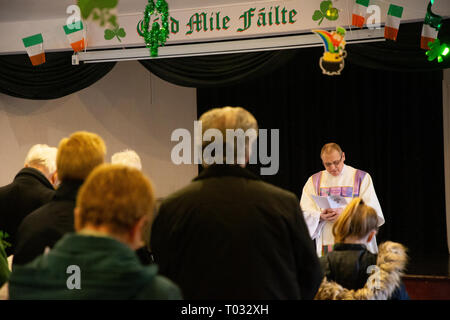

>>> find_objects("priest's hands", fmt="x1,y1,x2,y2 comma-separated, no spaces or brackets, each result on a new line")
320,207,344,222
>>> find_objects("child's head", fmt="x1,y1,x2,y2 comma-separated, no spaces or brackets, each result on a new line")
332,198,379,243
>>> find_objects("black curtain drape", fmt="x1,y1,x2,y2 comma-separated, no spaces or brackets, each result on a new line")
197,45,447,258
0,52,116,100
139,49,298,88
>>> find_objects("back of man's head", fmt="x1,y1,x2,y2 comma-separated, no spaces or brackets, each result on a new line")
24,144,58,177
111,149,142,171
57,131,106,181
199,106,258,165
75,164,155,236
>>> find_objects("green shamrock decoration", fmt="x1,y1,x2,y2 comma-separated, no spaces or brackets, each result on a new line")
312,1,339,25
104,25,127,42
78,0,118,26
77,0,127,42
426,39,449,63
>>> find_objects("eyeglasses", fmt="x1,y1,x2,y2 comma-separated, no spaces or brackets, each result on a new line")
323,154,343,168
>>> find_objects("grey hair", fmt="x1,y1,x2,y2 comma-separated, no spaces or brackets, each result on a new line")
111,149,142,171
199,106,258,165
24,144,58,174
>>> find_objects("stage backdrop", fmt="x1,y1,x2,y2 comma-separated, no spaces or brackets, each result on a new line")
197,46,448,258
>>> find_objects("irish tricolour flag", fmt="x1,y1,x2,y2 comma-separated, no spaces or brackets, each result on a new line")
22,33,45,66
384,4,404,41
421,24,439,50
352,0,369,28
63,20,85,52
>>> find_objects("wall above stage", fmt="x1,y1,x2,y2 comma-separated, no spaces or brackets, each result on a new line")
0,60,198,198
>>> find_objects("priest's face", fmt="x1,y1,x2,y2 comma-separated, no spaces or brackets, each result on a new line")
321,150,345,176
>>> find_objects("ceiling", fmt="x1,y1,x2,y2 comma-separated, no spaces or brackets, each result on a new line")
0,0,269,23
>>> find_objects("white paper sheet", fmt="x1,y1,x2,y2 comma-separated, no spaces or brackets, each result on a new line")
311,195,349,209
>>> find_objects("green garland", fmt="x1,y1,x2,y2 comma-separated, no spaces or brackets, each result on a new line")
137,0,170,57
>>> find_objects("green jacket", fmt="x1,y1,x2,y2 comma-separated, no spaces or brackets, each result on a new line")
9,233,182,300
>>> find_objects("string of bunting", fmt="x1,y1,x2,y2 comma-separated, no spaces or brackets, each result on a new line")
349,0,448,57
17,0,448,66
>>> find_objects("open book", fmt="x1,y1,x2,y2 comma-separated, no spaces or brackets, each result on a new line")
311,194,349,209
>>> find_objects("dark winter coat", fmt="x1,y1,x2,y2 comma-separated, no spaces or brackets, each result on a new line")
0,167,55,256
12,179,82,266
316,241,410,300
150,164,323,300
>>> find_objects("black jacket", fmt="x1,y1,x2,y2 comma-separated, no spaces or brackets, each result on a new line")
320,243,409,300
150,164,322,300
12,179,83,267
0,168,55,256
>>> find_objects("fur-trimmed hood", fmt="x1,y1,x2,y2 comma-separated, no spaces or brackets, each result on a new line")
314,241,408,300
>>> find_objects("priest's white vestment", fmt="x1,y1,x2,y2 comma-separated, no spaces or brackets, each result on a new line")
300,164,385,257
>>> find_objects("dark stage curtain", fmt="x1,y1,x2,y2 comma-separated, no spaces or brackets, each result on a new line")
197,46,448,257
139,49,297,88
0,52,116,100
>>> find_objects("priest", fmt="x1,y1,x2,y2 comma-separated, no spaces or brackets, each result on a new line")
300,143,385,257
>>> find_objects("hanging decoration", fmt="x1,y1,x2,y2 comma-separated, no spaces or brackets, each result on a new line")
312,26,347,76
63,20,86,52
78,0,118,28
352,0,370,28
384,4,403,41
137,0,170,57
421,0,443,50
312,1,339,26
104,25,127,42
426,39,449,63
77,0,127,43
22,33,45,66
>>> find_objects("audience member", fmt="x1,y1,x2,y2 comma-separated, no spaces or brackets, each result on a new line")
8,164,182,299
111,148,153,264
13,132,106,266
0,144,57,255
150,106,322,299
111,149,142,170
315,198,409,300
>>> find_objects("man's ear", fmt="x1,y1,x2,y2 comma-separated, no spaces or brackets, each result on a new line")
342,152,346,162
367,230,377,243
50,171,59,187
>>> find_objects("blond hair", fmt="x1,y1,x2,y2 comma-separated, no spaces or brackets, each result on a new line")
76,164,155,235
57,131,106,181
321,143,343,157
199,106,258,164
332,198,379,243
24,144,58,175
